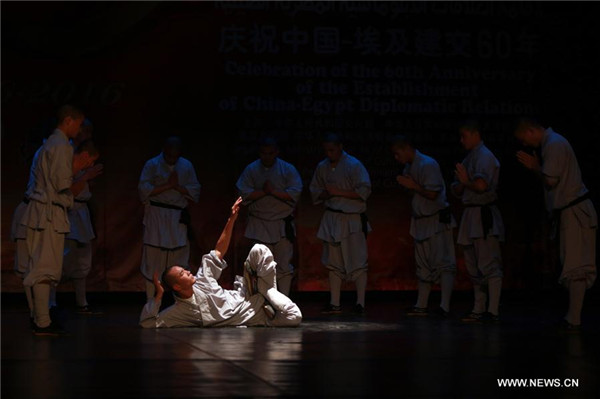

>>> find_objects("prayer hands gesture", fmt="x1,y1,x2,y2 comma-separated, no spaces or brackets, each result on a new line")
168,171,179,188
396,175,418,190
83,163,103,181
516,151,541,172
454,163,470,185
325,184,341,197
263,180,274,195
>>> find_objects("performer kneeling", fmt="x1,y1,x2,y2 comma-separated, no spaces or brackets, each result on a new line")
139,197,302,328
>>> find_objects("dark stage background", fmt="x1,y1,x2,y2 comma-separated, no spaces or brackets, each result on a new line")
2,1,599,293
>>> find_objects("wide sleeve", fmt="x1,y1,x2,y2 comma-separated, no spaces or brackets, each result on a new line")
352,161,371,201
309,166,325,205
139,298,196,328
236,165,255,202
199,250,228,282
420,162,444,192
542,141,566,180
51,143,74,193
284,164,303,205
472,153,496,187
182,160,201,203
138,159,156,203
139,297,167,328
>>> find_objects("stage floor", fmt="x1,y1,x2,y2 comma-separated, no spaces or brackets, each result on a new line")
2,290,599,398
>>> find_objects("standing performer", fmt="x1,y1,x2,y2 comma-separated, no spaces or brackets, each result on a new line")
391,136,456,316
515,118,597,330
139,197,302,328
60,139,103,314
310,134,371,314
451,121,505,323
138,137,201,300
20,105,85,335
12,139,100,323
236,138,302,296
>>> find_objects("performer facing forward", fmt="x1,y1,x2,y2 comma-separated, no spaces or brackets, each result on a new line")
310,133,371,314
138,136,201,300
236,138,303,296
451,120,505,323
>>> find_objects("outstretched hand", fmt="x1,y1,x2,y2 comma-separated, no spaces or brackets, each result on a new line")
152,271,164,300
230,196,242,220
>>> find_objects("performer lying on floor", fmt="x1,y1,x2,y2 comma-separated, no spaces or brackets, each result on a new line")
139,197,302,328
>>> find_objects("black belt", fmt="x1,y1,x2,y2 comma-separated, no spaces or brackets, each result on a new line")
464,201,497,239
551,192,592,240
249,213,296,243
23,197,68,208
326,207,370,238
150,201,190,226
150,201,184,211
413,207,452,224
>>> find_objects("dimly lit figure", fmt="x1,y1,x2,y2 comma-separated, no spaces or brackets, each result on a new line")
451,120,504,323
56,136,103,314
19,105,86,335
515,118,597,330
236,138,303,296
391,135,456,316
310,134,371,314
139,197,302,328
138,137,201,300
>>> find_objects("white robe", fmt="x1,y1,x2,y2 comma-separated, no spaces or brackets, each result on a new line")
20,129,73,286
139,248,302,328
138,153,201,249
403,150,455,241
541,128,597,288
236,157,302,244
309,151,372,243
454,141,504,245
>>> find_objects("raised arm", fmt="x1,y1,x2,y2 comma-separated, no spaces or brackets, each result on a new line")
214,197,242,260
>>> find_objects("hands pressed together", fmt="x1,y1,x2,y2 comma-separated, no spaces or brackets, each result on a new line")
516,150,541,172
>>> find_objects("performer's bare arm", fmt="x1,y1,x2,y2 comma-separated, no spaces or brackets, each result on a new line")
214,197,242,260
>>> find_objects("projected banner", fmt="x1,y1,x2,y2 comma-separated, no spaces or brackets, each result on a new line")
3,2,597,292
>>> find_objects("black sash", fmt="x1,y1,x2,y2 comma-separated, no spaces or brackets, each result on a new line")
465,201,497,239
413,207,452,224
150,201,190,226
550,192,591,240
326,207,370,238
248,213,296,243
